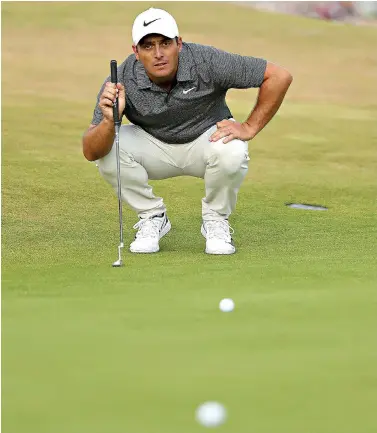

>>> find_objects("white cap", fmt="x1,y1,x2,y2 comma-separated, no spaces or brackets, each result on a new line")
132,8,179,46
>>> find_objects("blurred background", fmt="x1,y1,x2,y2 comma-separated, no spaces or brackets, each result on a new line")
245,1,377,23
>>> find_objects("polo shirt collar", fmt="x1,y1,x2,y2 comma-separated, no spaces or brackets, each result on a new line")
136,61,152,89
176,48,194,82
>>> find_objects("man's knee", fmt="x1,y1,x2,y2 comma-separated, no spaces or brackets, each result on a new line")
209,140,250,175
97,148,136,179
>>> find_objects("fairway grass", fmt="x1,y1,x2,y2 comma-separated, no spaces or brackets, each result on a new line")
2,2,377,433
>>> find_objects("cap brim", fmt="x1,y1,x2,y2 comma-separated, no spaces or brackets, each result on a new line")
134,29,177,45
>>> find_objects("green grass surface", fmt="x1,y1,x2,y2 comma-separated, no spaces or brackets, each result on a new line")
2,2,377,433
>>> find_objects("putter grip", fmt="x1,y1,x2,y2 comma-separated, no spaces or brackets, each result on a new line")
110,60,120,125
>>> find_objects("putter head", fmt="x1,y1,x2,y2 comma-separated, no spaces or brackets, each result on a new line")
112,243,124,267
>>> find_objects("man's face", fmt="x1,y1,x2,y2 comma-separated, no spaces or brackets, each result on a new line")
133,34,182,82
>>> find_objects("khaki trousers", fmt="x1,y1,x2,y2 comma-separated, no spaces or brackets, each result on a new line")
97,123,250,221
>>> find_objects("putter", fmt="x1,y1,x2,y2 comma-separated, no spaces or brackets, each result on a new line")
110,60,124,267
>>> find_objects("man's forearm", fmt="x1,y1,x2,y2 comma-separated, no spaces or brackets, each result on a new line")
82,118,115,161
245,71,292,139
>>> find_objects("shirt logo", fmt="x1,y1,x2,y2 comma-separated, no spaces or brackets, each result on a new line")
183,87,196,94
143,18,161,27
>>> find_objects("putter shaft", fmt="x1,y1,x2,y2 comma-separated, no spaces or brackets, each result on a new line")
111,59,124,267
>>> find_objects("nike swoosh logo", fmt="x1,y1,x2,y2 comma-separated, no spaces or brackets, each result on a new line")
183,87,196,94
143,18,161,27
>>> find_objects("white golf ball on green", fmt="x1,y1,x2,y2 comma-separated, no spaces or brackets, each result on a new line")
219,298,235,312
195,401,227,428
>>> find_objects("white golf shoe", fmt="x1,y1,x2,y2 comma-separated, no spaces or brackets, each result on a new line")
130,213,171,253
201,220,236,255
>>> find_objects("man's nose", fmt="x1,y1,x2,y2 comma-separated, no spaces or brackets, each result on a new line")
154,45,163,59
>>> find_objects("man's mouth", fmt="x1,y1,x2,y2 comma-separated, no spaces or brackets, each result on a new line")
154,62,167,67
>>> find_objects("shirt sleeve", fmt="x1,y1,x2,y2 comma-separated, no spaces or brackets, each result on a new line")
207,46,267,90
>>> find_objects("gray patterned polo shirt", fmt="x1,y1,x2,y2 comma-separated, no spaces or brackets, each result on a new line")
91,42,267,144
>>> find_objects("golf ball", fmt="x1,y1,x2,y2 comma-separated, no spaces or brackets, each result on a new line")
219,298,235,312
195,401,227,428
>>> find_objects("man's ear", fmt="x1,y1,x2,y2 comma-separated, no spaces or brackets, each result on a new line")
132,44,139,60
177,36,183,52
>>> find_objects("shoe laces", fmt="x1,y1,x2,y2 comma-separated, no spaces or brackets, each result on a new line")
205,220,234,242
133,216,163,239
